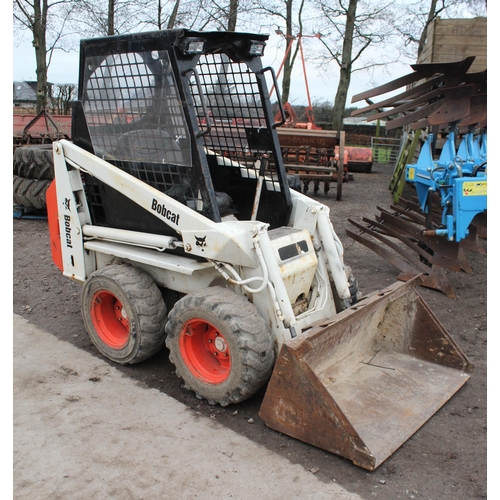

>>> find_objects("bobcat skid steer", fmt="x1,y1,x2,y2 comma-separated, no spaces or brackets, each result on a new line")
46,29,472,471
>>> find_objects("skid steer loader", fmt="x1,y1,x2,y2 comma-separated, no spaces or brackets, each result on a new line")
46,29,472,471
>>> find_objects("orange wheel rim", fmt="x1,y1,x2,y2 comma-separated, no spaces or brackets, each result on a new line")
90,290,130,349
179,319,231,384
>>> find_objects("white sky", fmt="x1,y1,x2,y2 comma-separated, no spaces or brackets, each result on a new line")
10,0,490,107
12,27,410,108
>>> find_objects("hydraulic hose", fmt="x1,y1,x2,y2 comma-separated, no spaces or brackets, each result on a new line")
210,238,269,294
472,161,487,177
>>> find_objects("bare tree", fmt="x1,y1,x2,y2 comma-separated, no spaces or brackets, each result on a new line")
252,0,311,103
72,0,147,37
13,0,76,112
227,0,239,30
47,83,78,114
139,0,198,30
315,0,397,131
186,0,253,31
180,0,241,31
395,0,487,60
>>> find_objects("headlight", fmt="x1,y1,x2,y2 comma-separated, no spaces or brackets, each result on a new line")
247,40,266,57
180,37,206,55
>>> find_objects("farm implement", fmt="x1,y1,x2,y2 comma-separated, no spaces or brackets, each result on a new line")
347,57,487,298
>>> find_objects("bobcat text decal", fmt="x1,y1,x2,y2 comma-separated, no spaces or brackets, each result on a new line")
151,198,180,225
64,215,72,248
63,198,72,248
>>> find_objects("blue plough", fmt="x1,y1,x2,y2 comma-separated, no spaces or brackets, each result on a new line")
406,130,487,243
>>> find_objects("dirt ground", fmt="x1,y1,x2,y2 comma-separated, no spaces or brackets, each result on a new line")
13,163,487,499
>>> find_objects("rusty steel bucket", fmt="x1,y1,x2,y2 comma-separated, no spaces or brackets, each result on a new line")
259,279,473,471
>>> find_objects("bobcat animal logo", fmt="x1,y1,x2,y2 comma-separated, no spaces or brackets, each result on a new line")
195,235,207,251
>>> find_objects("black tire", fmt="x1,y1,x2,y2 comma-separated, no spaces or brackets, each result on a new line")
13,145,54,180
165,286,274,406
13,175,51,210
13,175,28,207
81,264,168,365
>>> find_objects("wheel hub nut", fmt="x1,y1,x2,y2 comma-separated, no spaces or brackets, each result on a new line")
214,337,227,353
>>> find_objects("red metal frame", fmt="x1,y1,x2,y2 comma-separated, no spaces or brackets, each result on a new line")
271,33,322,130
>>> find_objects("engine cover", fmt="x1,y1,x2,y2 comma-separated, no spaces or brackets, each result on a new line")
268,227,318,306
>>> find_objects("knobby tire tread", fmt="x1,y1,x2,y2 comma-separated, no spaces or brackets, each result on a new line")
13,145,54,180
82,264,168,365
165,286,274,406
13,175,51,210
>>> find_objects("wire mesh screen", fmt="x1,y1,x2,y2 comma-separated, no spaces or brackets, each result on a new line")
82,51,206,212
190,54,281,192
83,51,190,165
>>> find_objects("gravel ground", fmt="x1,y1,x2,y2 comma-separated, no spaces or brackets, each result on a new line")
13,162,488,498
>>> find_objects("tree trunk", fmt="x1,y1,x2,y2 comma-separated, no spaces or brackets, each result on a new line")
281,0,293,103
167,0,181,29
331,0,357,132
227,0,238,31
417,0,438,59
108,0,115,36
157,0,163,29
33,0,48,112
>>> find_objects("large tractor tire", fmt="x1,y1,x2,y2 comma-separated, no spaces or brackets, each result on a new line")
165,286,274,406
13,144,54,180
13,145,55,211
13,175,51,210
81,264,168,365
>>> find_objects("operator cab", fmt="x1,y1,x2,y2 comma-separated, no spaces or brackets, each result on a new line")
72,29,293,237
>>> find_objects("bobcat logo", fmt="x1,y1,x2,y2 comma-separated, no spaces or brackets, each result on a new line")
195,235,207,251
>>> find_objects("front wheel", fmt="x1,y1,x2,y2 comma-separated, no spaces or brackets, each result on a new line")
82,264,168,364
165,287,274,406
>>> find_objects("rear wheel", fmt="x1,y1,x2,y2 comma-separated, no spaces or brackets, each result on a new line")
81,264,168,364
165,286,274,406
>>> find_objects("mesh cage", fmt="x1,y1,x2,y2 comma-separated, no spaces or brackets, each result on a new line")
190,54,282,193
77,34,290,230
83,51,190,165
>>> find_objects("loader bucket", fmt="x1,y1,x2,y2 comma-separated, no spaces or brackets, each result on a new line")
259,280,473,471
